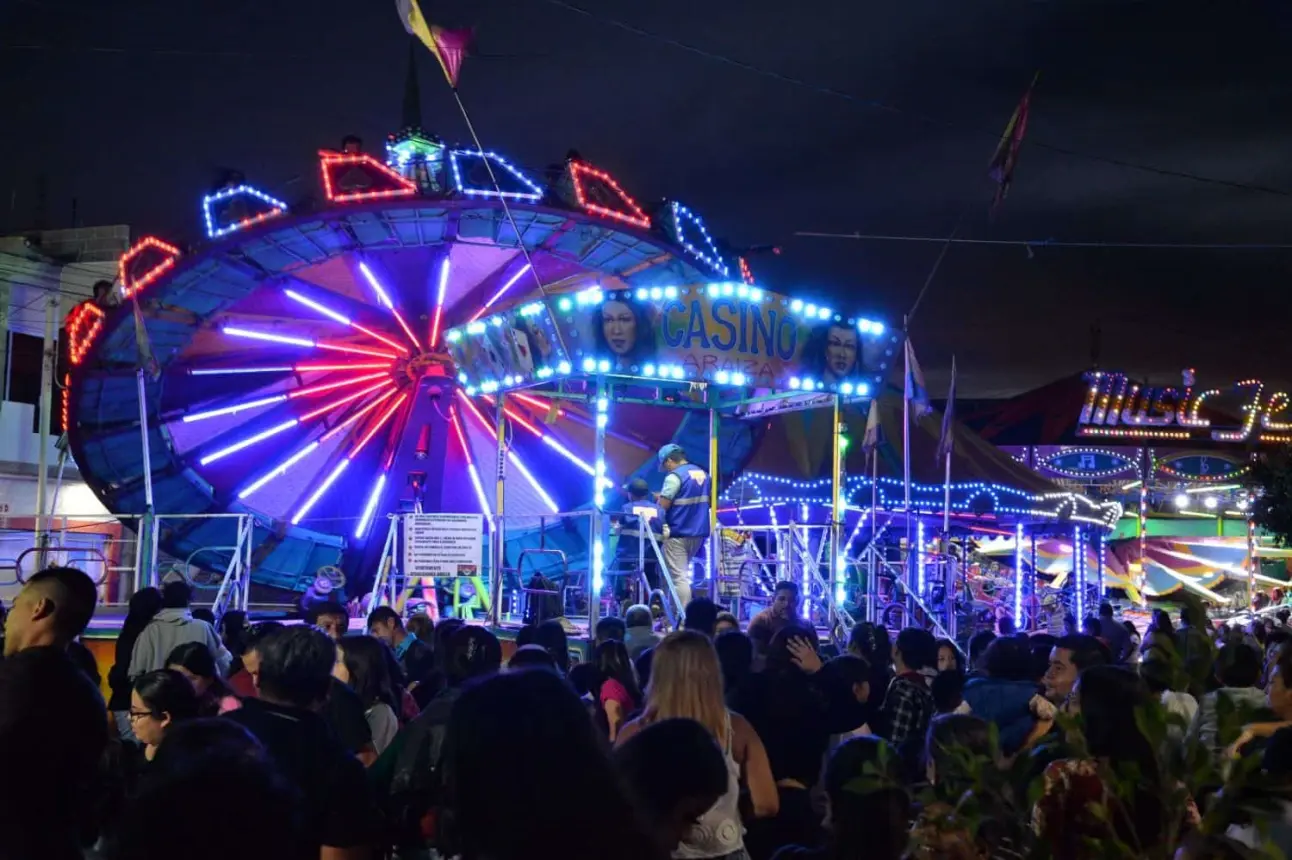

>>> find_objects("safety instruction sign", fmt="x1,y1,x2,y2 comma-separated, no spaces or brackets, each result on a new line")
403,513,485,577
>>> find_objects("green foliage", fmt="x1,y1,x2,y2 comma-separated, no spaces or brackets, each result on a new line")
1253,449,1292,548
838,688,1288,859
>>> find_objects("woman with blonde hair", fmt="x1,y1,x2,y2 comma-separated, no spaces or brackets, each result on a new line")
617,630,778,860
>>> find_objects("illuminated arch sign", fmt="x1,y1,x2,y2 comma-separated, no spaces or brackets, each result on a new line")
1077,371,1292,444
444,283,893,396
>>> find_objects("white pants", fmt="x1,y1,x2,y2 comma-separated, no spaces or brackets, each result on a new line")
662,536,705,608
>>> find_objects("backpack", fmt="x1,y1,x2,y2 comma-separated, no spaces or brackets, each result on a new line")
380,691,458,854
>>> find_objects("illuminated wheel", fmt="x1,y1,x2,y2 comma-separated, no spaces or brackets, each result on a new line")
66,142,759,598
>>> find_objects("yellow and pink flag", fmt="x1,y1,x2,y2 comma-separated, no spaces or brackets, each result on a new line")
396,0,472,89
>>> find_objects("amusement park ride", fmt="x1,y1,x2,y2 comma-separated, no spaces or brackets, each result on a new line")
55,105,1131,646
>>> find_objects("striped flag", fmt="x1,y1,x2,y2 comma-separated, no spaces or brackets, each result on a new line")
132,296,159,380
936,356,957,463
988,73,1038,216
396,0,472,89
904,338,931,420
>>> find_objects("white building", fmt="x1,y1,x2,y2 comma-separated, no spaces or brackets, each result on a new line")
0,226,129,601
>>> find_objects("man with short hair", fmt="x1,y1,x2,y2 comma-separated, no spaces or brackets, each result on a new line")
228,626,379,859
1042,633,1110,706
624,604,661,660
1190,642,1266,760
682,597,720,638
368,606,434,691
655,444,710,608
878,627,936,778
746,581,801,654
614,477,663,592
0,567,109,860
1097,601,1132,663
130,579,232,678
308,601,351,643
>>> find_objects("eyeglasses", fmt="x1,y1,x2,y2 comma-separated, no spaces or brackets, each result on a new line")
128,710,156,721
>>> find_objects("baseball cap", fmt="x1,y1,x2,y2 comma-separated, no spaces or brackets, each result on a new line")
657,443,683,465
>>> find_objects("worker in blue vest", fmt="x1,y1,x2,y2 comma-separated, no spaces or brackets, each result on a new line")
654,443,711,607
613,478,663,593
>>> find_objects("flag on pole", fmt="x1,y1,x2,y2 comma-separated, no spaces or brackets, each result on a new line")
396,0,472,89
904,338,931,420
132,296,159,380
861,398,885,458
936,356,957,463
988,73,1038,216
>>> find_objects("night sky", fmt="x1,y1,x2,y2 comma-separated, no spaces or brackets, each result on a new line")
5,0,1292,397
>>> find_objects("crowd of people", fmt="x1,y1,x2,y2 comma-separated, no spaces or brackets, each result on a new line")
6,568,1292,859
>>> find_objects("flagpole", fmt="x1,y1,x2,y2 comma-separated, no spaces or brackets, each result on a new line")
869,443,878,624
133,294,156,588
902,326,912,604
941,355,955,537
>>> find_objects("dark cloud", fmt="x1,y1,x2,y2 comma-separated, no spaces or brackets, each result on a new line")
3,0,1290,396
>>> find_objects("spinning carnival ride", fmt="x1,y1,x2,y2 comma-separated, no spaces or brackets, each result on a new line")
64,129,894,620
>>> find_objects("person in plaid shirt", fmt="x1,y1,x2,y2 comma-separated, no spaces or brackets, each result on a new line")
880,627,937,779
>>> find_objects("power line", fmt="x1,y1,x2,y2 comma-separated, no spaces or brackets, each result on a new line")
543,0,1292,200
794,231,1292,250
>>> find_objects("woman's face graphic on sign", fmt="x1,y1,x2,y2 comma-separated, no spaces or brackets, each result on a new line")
825,325,858,379
601,300,637,356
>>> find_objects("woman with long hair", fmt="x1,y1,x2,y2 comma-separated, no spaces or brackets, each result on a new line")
165,641,240,716
618,630,778,860
1035,665,1197,858
130,669,201,761
848,622,893,710
108,587,163,738
592,639,642,741
444,669,662,860
936,637,965,675
736,626,868,857
334,634,400,755
773,736,910,860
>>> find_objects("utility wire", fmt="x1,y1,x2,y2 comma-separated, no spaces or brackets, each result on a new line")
794,232,1292,250
543,0,1292,200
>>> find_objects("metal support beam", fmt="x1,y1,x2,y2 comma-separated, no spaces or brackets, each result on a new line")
35,295,57,569
708,405,720,602
488,393,507,624
590,378,609,633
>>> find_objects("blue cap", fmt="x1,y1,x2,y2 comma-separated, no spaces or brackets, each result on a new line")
657,443,683,466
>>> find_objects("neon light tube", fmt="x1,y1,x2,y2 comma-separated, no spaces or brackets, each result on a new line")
319,387,398,443
429,258,451,347
189,366,293,376
456,392,562,509
506,449,559,512
314,341,398,360
291,459,349,524
223,327,314,348
199,418,300,466
355,473,387,538
238,441,321,499
350,394,409,454
182,394,286,423
299,380,395,422
285,289,351,325
358,261,393,308
1014,523,1024,625
283,288,411,354
473,262,532,320
511,392,555,411
481,396,541,435
296,362,388,372
542,436,595,477
390,308,421,352
287,371,389,399
450,411,492,521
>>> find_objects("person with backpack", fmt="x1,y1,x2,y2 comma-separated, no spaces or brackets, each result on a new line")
369,626,502,857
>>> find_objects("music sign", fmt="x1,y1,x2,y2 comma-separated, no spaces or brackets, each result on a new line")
1077,371,1292,444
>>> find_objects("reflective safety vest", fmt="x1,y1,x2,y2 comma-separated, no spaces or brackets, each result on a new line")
663,462,711,538
617,500,662,557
